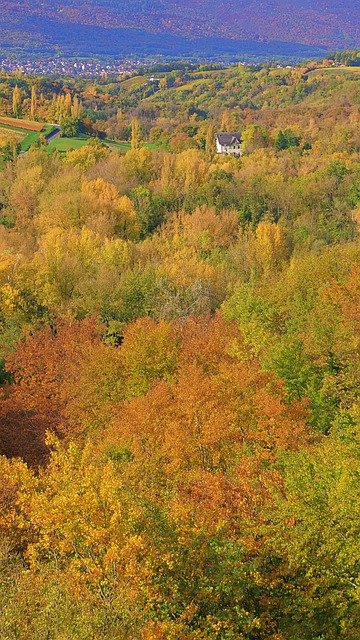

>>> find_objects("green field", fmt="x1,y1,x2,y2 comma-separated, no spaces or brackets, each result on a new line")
22,125,55,151
48,136,159,153
47,134,91,151
307,66,360,77
0,121,56,152
48,135,132,153
119,75,148,90
175,78,210,92
189,69,226,78
0,115,159,155
106,140,132,152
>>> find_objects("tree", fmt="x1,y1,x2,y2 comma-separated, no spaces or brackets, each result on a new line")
131,186,165,237
159,76,169,90
60,115,80,138
105,314,309,476
120,317,180,398
81,178,140,239
264,430,360,639
0,316,125,464
252,220,288,274
64,91,72,115
1,140,21,163
64,137,109,170
241,125,270,154
275,128,300,151
12,85,22,118
71,94,82,119
131,117,141,150
205,123,216,159
30,84,37,119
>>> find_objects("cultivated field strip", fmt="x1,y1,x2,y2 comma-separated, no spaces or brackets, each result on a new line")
0,116,44,132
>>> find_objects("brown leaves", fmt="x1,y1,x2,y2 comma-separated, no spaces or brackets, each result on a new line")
104,314,310,496
0,311,311,485
0,317,122,465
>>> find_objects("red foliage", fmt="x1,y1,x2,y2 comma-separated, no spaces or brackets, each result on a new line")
0,317,104,465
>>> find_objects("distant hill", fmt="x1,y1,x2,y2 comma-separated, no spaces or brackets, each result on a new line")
1,0,359,61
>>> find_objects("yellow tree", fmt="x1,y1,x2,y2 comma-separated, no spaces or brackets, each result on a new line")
253,221,288,275
158,152,175,188
12,85,22,118
220,110,234,132
64,138,109,170
81,178,140,239
71,94,82,119
30,84,37,119
205,123,216,159
175,149,208,192
131,117,141,150
64,92,72,116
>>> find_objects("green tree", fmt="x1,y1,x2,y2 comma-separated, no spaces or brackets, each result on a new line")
275,128,300,151
60,116,80,138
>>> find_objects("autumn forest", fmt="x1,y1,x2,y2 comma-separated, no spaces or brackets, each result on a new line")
0,59,359,639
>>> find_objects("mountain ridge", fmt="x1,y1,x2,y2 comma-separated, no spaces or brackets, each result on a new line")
1,1,359,60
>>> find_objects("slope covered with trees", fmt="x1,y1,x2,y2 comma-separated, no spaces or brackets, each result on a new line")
2,0,360,55
0,59,359,639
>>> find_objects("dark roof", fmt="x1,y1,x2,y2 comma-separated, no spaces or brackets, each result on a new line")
216,132,242,146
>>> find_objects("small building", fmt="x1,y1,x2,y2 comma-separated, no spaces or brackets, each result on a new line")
216,132,242,156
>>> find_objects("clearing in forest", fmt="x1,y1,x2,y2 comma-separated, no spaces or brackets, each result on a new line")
0,116,55,151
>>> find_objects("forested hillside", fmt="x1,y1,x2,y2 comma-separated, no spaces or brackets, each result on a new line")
1,0,360,58
0,60,359,639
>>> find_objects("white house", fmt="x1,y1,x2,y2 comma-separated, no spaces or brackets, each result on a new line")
216,132,242,156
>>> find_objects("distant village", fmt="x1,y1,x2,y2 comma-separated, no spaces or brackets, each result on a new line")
0,53,275,78
0,56,148,77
